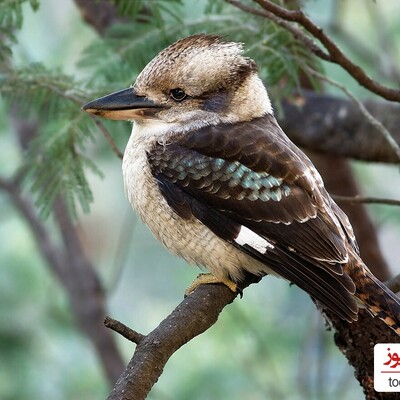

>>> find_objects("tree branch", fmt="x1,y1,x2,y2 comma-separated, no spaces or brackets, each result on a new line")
106,276,400,399
105,316,145,344
0,173,125,383
279,91,400,163
328,309,400,400
306,67,400,162
107,283,239,400
93,118,124,159
250,0,400,102
107,271,262,399
332,195,400,207
225,0,331,61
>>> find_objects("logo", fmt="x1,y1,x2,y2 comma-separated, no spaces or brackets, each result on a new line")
374,344,400,392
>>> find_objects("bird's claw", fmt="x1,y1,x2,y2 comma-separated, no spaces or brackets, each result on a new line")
184,273,238,297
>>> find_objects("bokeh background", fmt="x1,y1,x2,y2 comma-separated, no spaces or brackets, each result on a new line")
1,0,400,399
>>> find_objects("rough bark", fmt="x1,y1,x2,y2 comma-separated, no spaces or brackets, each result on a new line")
329,310,400,400
280,91,400,163
107,284,239,400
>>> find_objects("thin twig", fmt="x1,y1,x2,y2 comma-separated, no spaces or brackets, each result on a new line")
306,67,400,163
328,23,400,84
250,0,400,102
104,316,145,344
225,0,331,61
333,195,400,207
93,118,124,159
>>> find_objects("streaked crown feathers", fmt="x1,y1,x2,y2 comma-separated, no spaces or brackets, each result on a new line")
134,34,258,97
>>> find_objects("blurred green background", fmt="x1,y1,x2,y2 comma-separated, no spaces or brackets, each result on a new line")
1,0,400,399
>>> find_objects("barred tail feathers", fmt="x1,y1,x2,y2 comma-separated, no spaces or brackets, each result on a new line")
354,263,400,336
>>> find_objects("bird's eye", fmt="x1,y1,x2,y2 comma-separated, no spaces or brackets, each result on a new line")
169,88,187,102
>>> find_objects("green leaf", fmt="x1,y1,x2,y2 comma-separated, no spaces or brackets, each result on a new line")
0,0,41,60
0,63,103,219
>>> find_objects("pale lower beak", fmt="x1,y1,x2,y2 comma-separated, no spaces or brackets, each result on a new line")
82,88,162,120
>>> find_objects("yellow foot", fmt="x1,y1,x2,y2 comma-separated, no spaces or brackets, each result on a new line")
185,273,237,296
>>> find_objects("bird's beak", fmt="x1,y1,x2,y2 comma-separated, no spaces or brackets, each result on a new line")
82,88,162,121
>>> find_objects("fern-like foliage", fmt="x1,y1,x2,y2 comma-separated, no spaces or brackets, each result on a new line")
0,0,40,61
110,0,184,26
0,63,102,218
25,116,101,219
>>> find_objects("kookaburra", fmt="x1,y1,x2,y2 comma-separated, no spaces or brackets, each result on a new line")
83,34,400,334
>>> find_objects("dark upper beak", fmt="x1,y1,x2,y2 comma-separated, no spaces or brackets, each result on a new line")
82,87,161,120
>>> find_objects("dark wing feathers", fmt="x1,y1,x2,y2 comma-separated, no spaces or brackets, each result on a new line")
155,173,192,219
181,114,320,192
148,114,358,320
242,243,357,321
151,144,318,224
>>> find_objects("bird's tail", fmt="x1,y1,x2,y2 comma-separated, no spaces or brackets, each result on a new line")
350,258,400,336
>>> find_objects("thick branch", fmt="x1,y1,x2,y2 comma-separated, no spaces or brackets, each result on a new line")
306,68,400,162
107,272,261,399
107,283,238,400
279,91,400,163
328,309,400,400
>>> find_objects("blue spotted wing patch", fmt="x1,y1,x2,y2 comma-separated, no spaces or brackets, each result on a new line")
155,149,290,201
149,145,319,225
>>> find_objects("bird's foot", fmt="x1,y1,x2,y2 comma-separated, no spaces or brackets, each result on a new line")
185,273,237,296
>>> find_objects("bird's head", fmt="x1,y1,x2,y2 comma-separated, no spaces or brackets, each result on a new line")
83,34,272,131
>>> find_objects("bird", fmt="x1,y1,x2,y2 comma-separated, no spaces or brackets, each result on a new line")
83,34,400,335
